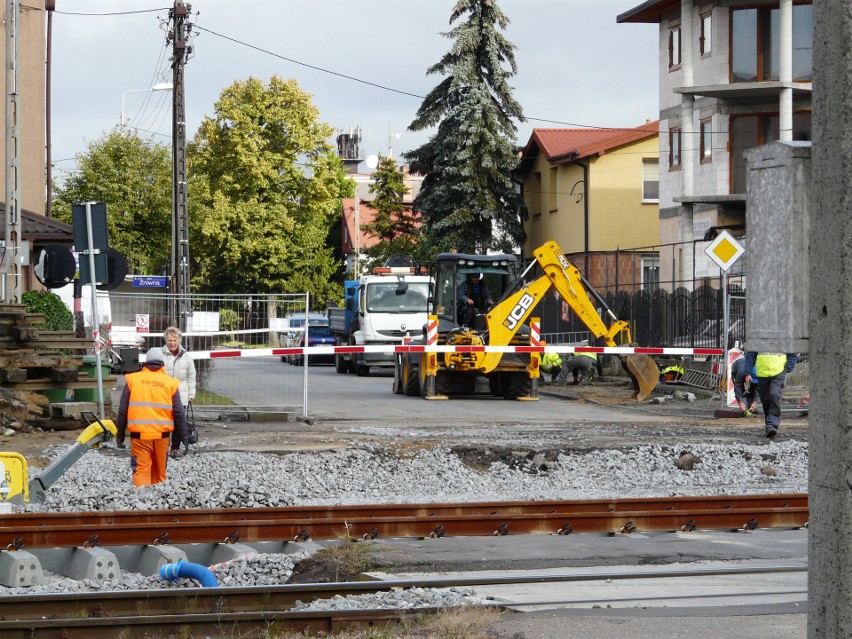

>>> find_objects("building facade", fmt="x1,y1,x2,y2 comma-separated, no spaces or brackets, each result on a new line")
515,122,661,292
618,0,812,287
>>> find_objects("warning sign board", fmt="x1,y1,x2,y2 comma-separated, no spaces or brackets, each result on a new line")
135,314,150,334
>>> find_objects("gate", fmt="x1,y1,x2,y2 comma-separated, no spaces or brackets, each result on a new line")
106,292,310,417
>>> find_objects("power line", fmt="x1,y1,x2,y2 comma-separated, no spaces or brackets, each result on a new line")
194,25,424,100
55,8,169,16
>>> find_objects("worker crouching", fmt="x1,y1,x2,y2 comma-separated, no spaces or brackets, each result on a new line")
116,350,187,487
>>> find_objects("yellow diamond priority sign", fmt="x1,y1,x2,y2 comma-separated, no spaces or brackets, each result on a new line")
704,230,744,272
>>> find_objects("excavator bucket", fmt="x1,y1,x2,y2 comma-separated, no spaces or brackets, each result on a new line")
624,354,660,401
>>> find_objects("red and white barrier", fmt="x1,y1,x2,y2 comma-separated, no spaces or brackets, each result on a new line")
143,344,725,363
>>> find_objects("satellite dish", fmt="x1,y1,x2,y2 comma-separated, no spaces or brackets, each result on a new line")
366,154,379,169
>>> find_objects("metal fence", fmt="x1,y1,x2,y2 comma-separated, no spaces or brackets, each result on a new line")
96,292,310,415
536,237,748,353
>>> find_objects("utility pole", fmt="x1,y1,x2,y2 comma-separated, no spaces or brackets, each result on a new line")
168,0,191,329
3,0,21,303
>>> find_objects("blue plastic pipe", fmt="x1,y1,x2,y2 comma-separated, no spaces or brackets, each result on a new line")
159,559,218,588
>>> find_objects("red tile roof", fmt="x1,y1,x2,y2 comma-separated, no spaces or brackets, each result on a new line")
517,121,659,173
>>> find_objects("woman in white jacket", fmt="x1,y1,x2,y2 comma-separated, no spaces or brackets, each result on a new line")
147,326,196,406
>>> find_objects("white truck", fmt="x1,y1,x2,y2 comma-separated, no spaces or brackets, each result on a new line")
329,267,432,377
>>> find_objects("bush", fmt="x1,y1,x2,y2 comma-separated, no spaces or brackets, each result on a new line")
22,290,74,331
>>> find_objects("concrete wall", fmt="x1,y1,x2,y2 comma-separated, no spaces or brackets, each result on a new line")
808,3,852,636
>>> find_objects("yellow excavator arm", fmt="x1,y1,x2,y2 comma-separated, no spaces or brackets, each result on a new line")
481,241,658,399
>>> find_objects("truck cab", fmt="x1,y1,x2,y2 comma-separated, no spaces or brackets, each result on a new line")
330,267,432,376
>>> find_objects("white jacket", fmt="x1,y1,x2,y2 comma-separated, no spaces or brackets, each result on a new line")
147,345,196,406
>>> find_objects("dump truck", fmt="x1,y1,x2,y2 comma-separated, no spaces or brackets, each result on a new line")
392,241,659,400
329,266,432,377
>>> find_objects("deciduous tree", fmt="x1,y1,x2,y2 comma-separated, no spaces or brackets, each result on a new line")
53,131,171,274
406,0,527,254
189,76,352,305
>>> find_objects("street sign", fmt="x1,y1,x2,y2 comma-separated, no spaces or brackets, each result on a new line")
704,230,745,272
132,276,168,288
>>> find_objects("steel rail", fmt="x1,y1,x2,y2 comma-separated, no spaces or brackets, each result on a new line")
2,494,808,548
0,565,806,628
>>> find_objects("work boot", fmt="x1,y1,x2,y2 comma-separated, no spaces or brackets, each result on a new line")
765,426,778,439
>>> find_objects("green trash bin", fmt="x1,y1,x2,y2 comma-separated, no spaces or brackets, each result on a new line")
77,355,112,402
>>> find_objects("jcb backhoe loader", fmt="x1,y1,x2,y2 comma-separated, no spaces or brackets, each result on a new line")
392,241,659,401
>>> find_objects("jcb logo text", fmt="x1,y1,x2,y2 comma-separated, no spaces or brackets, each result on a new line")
503,293,536,330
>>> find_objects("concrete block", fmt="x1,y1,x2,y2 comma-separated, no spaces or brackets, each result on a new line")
49,402,98,419
137,545,187,576
36,547,120,581
0,550,43,587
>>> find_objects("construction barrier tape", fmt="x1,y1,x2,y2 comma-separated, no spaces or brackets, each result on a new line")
142,345,725,363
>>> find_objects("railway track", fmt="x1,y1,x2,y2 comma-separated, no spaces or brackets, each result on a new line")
0,494,808,638
4,493,808,548
0,565,807,639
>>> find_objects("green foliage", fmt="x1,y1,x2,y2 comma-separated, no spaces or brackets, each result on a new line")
188,76,352,306
218,308,240,333
406,0,528,254
53,130,172,274
22,290,73,331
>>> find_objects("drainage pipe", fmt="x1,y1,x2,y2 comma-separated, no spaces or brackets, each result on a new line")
159,560,218,588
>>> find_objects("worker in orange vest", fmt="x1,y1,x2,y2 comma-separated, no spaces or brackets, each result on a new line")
116,350,187,487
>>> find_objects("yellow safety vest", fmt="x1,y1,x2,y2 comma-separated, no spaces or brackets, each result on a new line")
541,352,562,371
577,352,598,361
755,353,786,378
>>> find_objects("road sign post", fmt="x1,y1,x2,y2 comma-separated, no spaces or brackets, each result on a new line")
704,230,745,408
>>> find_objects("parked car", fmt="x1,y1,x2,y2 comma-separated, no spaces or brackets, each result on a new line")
287,326,337,366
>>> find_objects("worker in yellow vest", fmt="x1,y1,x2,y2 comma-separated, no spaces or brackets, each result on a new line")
743,352,798,438
558,352,598,385
540,352,563,384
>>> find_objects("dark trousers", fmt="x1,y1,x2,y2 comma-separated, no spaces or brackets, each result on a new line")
757,375,785,430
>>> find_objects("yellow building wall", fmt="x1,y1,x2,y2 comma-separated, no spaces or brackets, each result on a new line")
1,1,46,214
587,135,660,252
522,135,660,258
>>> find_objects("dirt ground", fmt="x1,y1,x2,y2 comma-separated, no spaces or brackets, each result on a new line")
2,376,810,471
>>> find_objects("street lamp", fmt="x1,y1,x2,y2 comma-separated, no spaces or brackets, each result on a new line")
120,82,173,132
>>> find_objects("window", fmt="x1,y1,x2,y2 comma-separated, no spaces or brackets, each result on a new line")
700,12,712,56
642,159,659,202
731,5,813,83
641,257,660,294
668,24,682,69
730,112,811,193
669,127,682,169
700,118,713,163
549,167,558,212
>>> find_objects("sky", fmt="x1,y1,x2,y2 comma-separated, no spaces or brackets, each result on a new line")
49,1,659,182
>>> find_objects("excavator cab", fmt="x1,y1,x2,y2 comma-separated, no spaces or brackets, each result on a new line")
431,252,520,333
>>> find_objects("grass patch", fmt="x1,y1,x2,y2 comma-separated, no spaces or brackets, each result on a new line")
193,390,236,406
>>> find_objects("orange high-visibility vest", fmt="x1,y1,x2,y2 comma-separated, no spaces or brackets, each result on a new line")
125,367,180,439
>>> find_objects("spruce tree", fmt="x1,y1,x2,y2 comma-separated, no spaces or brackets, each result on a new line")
362,155,420,265
406,0,527,254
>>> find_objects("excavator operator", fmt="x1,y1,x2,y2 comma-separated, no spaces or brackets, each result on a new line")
457,272,494,326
